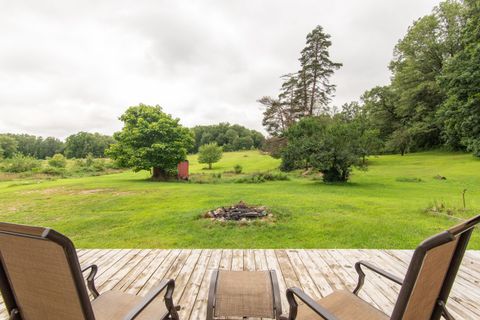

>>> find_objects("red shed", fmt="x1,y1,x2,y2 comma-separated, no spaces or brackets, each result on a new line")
177,160,189,180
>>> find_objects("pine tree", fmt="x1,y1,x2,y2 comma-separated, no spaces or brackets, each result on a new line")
278,73,303,122
258,96,292,136
258,25,341,136
298,26,342,116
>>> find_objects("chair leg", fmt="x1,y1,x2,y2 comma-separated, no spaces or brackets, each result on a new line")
438,300,456,320
9,309,19,320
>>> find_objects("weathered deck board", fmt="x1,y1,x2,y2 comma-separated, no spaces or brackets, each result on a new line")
0,249,478,319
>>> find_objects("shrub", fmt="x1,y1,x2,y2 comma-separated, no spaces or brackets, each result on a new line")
233,164,243,174
188,173,222,184
48,153,67,168
92,158,106,171
1,154,40,173
40,166,66,176
85,153,95,167
73,156,107,173
211,172,222,179
74,158,87,168
235,172,289,183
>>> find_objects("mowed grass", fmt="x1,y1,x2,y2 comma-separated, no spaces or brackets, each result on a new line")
0,150,479,249
188,150,280,173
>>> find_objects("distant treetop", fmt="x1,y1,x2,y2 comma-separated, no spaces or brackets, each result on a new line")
191,123,264,153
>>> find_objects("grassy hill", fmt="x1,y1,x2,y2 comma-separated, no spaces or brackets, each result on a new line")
0,150,478,249
189,150,280,173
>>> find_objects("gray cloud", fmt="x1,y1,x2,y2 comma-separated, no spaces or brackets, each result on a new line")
0,0,440,138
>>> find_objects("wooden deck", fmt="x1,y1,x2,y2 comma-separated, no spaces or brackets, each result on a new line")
1,249,479,319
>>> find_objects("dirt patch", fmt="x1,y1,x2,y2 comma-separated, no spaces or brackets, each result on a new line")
18,188,134,196
77,189,112,195
111,191,135,196
77,189,135,196
6,206,19,213
19,187,66,195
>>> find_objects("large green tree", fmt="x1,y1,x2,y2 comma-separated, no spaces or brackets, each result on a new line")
2,134,64,159
191,123,264,152
389,0,465,149
198,143,223,169
36,137,64,159
10,134,38,157
337,102,382,164
361,86,400,141
280,116,364,182
0,135,18,158
440,0,480,156
64,132,114,158
107,104,194,179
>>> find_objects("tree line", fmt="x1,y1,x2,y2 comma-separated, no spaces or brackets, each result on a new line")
0,122,265,161
360,0,478,156
0,132,114,159
258,0,480,182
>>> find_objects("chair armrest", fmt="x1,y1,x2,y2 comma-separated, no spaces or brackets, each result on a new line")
353,260,403,295
123,279,179,320
81,264,100,298
285,287,339,320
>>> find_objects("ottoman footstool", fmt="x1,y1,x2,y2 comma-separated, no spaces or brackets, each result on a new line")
207,269,282,319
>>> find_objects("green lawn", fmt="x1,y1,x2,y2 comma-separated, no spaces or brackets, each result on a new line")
0,150,479,249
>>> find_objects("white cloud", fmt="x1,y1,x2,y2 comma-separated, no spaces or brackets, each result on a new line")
0,0,440,138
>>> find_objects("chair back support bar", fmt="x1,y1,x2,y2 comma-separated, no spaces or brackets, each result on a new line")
390,215,480,320
0,222,95,320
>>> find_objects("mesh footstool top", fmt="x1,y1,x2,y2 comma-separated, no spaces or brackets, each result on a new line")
207,269,282,319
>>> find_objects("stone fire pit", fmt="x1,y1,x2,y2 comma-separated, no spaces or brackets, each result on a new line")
204,201,271,222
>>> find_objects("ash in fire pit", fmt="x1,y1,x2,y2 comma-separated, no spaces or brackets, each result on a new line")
205,201,271,222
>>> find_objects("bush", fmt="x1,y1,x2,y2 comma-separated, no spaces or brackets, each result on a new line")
235,172,289,183
48,153,67,168
85,153,95,167
233,164,243,174
92,158,106,171
211,172,222,179
73,156,107,173
188,173,222,184
0,154,40,173
40,166,66,176
74,158,87,168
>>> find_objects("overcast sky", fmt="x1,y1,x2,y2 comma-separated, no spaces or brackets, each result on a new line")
0,0,440,138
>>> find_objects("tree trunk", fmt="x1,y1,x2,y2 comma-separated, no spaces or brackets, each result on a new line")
208,163,212,169
309,42,320,116
152,167,169,180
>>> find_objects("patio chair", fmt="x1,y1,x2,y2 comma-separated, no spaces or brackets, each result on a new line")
0,222,180,320
281,214,480,320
